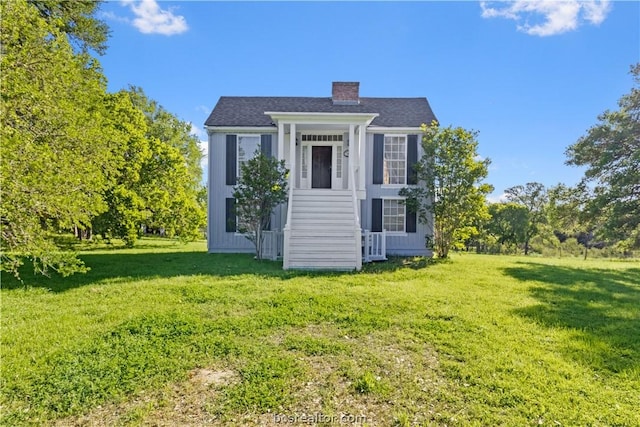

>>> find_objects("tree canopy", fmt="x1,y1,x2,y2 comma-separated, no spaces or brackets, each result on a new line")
92,87,206,246
28,0,110,54
566,63,640,245
486,202,529,250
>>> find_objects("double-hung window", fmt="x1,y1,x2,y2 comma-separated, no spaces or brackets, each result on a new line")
383,135,407,185
383,199,406,233
373,134,417,186
371,197,416,234
237,135,261,178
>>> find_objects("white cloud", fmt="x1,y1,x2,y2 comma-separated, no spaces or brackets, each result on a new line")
581,0,611,24
190,123,207,140
189,123,208,157
121,0,188,36
196,105,211,116
480,0,611,36
99,10,131,25
487,192,509,204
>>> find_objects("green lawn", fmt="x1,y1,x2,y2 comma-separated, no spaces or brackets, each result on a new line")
1,239,638,426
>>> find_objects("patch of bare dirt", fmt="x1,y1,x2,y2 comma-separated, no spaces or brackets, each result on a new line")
53,368,238,427
188,368,235,388
54,326,446,426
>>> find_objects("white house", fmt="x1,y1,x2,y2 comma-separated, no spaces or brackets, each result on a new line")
205,82,436,270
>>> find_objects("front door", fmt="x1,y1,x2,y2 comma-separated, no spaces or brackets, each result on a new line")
312,146,332,189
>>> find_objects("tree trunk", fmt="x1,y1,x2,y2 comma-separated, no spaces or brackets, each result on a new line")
435,226,449,258
524,239,530,255
256,228,262,260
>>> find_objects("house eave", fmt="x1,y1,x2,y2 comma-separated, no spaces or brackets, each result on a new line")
265,111,379,126
205,125,276,134
367,126,424,133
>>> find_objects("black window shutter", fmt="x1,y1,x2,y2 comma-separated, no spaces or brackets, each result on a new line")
226,135,237,185
371,198,382,232
261,134,272,157
264,217,271,231
225,198,236,232
406,209,417,233
373,134,384,184
407,134,418,185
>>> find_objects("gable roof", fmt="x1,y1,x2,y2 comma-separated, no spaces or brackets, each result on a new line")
205,96,437,128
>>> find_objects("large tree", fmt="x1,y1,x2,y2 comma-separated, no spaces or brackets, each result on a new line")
401,121,492,258
90,92,151,246
504,182,547,255
566,64,640,246
92,88,206,245
1,0,113,277
126,88,206,241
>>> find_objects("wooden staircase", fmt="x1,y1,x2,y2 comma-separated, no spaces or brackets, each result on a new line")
284,189,361,270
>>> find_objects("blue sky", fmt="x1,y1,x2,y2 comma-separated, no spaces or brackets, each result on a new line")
98,1,639,199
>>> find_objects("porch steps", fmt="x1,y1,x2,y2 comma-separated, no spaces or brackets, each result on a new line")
285,189,360,270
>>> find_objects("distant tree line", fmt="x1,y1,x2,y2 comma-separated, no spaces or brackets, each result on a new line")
466,64,639,258
1,1,206,278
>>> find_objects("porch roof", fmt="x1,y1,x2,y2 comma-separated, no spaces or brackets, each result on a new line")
205,96,436,128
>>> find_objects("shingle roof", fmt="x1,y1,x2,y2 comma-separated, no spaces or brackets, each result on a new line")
204,96,437,128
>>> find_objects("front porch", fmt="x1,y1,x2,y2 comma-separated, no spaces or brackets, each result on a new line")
266,111,378,271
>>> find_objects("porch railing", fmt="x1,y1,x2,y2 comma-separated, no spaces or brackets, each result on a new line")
362,229,387,262
262,231,284,261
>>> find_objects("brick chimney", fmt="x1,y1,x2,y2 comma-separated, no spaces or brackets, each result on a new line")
332,82,360,105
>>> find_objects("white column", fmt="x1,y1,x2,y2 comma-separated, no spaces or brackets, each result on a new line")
348,124,362,271
277,121,284,161
348,124,355,190
289,123,296,190
358,124,366,193
283,122,296,270
352,125,360,190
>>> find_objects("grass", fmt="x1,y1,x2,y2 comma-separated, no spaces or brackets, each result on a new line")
1,238,639,426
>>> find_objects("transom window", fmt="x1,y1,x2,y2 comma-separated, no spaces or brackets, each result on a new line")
237,135,260,177
383,135,406,185
383,199,406,233
301,134,343,142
